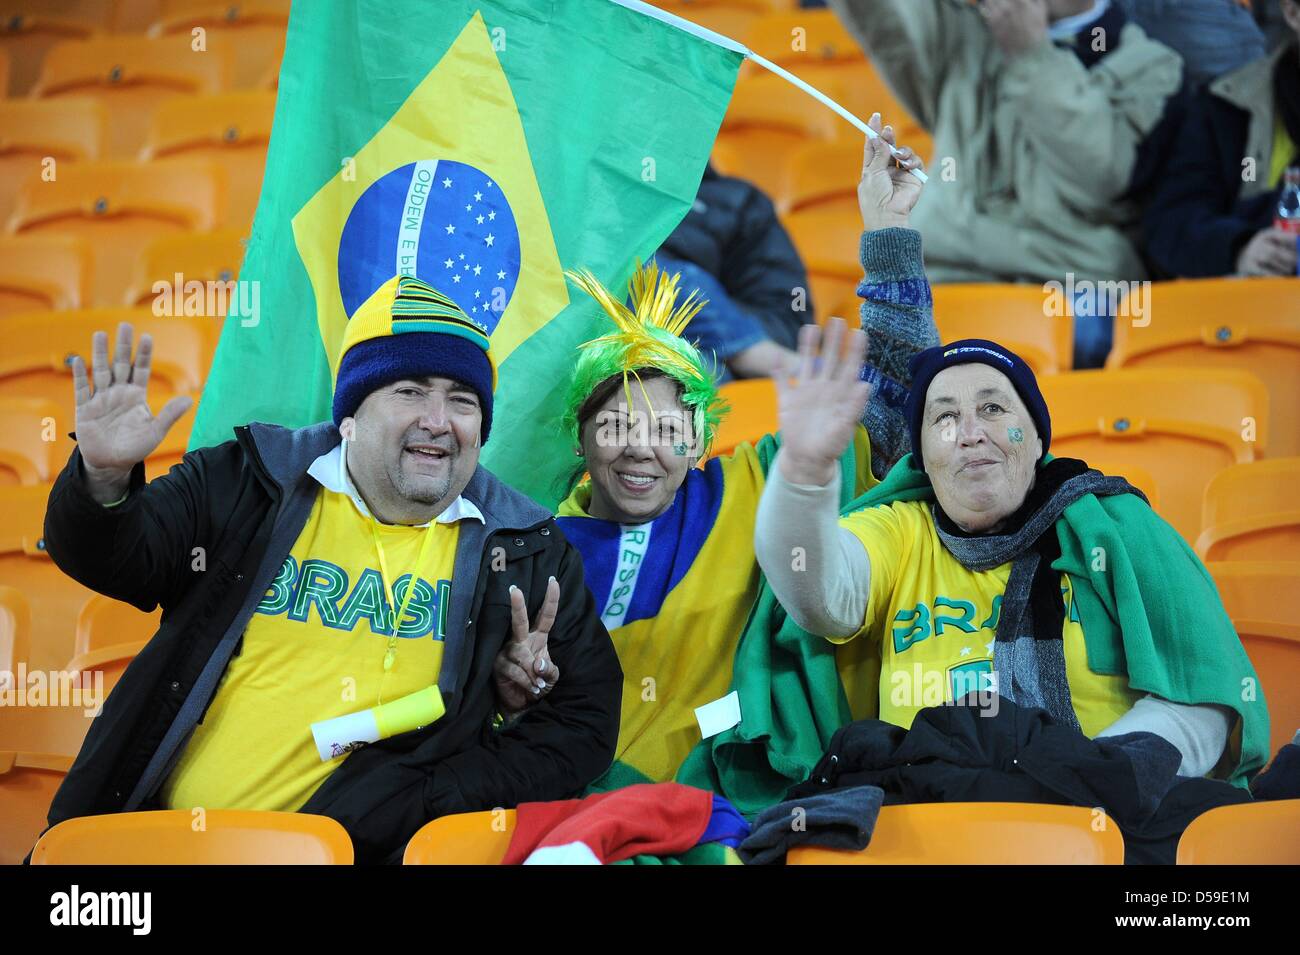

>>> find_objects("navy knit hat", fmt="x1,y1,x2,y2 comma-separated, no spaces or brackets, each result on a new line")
331,275,496,442
904,339,1051,470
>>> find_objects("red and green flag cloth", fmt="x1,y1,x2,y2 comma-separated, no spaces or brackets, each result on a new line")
189,0,742,507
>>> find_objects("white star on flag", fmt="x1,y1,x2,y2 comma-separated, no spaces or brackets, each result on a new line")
485,233,494,247
960,647,972,657
442,178,452,188
445,224,455,234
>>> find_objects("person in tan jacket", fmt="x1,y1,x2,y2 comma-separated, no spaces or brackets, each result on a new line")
828,0,1184,287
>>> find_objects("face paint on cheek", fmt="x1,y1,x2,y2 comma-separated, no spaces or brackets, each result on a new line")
673,442,687,456
1007,427,1024,443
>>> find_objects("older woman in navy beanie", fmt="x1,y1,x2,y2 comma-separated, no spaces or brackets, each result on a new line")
754,325,1269,793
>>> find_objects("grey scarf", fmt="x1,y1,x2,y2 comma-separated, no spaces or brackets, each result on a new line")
931,460,1144,730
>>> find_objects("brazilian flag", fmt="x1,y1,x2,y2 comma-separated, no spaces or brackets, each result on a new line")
190,0,741,507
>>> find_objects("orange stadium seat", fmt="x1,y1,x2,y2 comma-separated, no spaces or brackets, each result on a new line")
1197,458,1300,562
33,35,232,158
0,308,207,478
742,8,862,76
7,160,226,308
142,91,275,228
31,809,356,864
1108,277,1300,458
714,72,842,199
0,484,98,681
931,284,1075,377
784,209,862,326
0,235,92,318
0,97,107,231
150,0,289,89
403,809,515,865
67,595,158,700
1038,368,1266,543
1176,800,1300,865
787,802,1125,864
1207,561,1300,757
0,585,30,681
783,138,861,216
0,4,96,97
712,378,778,457
0,397,67,487
125,229,247,307
0,752,73,866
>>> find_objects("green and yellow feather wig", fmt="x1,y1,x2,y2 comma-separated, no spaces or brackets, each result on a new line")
562,259,729,459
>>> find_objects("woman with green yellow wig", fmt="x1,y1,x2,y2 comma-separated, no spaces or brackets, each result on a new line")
495,122,935,788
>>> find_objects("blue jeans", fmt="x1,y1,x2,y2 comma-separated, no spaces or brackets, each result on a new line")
652,254,768,383
1116,0,1266,88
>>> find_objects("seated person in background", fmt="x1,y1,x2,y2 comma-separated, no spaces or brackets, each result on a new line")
755,333,1269,784
1144,0,1300,278
827,0,1183,286
1117,0,1265,89
492,122,937,789
653,164,811,381
40,276,621,864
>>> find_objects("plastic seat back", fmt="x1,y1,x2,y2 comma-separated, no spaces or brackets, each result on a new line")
1176,799,1300,864
1108,278,1300,457
932,284,1074,377
1039,369,1267,543
0,97,106,229
1197,457,1300,563
403,809,516,864
711,378,777,458
33,35,232,157
1207,561,1300,757
0,235,92,317
0,752,74,865
8,160,225,307
68,595,159,700
141,91,274,227
787,802,1125,864
31,809,355,864
0,397,67,486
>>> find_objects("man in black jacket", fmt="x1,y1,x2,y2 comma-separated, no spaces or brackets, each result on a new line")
39,274,622,864
1143,2,1300,278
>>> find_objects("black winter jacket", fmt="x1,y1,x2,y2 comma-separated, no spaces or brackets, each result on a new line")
39,422,622,864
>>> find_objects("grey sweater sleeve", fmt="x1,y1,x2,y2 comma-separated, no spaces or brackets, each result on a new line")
856,227,940,480
1096,695,1233,778
754,450,871,639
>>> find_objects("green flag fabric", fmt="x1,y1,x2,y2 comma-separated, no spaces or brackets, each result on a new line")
190,0,741,509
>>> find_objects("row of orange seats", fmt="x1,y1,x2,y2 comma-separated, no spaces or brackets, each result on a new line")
0,230,247,313
0,0,288,95
3,798,1298,866
0,90,274,233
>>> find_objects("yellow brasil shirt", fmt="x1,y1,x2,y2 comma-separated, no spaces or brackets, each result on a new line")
559,429,876,786
839,499,1141,736
162,455,468,812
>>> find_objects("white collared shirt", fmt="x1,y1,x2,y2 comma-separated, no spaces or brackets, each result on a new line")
306,438,485,527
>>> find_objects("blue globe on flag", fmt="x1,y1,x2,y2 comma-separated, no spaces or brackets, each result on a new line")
337,159,521,333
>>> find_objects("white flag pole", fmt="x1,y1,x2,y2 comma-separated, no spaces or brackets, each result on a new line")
608,0,928,184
